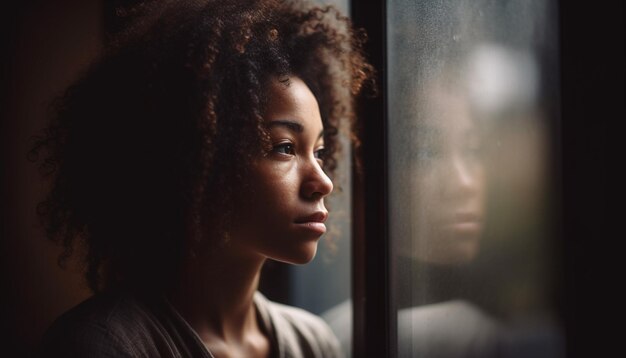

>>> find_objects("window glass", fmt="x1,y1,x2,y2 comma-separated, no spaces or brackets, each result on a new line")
387,1,563,357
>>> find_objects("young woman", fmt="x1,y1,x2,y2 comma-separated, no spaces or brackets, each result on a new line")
31,0,373,356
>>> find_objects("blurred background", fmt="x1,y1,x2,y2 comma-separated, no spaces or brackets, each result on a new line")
2,1,102,356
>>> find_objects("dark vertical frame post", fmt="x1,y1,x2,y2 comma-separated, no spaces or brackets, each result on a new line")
559,1,620,357
351,0,395,357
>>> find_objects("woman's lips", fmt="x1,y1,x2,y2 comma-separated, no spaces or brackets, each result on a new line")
294,211,328,224
294,222,327,235
294,211,328,235
446,212,482,234
449,221,481,232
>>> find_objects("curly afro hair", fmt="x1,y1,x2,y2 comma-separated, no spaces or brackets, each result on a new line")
29,0,374,293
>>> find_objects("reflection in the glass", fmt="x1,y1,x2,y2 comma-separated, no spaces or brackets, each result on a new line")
404,78,486,266
389,0,563,357
394,60,499,358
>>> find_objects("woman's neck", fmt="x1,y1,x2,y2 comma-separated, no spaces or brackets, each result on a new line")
167,246,267,345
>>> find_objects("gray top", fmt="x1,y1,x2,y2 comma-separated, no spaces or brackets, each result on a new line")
38,290,343,358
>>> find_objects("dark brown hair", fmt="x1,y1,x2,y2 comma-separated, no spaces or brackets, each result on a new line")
29,0,374,293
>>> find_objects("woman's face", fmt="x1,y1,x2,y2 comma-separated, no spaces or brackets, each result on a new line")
230,76,333,264
408,86,486,265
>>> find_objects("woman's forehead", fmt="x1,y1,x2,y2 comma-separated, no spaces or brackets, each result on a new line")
263,76,323,131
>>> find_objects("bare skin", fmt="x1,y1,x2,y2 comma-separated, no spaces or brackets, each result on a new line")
167,76,332,357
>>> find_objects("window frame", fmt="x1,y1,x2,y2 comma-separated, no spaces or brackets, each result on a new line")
351,1,395,357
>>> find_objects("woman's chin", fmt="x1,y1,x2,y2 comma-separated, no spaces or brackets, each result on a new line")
417,242,480,266
269,243,319,265
413,230,482,265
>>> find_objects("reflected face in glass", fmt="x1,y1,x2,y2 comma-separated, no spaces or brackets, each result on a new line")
230,76,333,264
410,87,486,265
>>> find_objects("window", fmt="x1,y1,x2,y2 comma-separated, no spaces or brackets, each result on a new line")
339,0,617,356
387,1,562,357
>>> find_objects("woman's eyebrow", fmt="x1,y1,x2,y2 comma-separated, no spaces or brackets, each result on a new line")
268,120,325,139
268,120,303,133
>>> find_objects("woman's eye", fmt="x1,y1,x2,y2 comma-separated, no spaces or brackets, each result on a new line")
273,143,295,155
314,147,326,161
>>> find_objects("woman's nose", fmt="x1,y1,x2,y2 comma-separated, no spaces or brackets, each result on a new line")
454,157,474,186
447,154,479,195
301,159,334,200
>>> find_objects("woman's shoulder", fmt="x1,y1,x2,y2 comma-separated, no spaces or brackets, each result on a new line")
254,292,344,358
37,291,187,357
37,292,141,356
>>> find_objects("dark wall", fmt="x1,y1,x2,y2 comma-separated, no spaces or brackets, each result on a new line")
1,1,102,356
